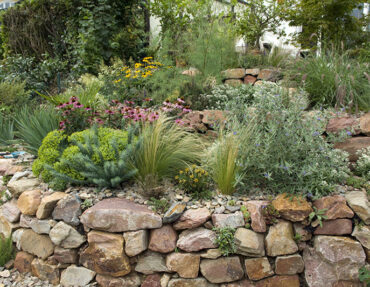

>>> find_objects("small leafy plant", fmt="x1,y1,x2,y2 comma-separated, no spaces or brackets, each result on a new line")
293,233,302,243
0,234,14,267
359,266,370,286
148,198,170,214
262,203,280,225
240,206,251,229
213,227,236,257
176,165,211,199
309,207,328,228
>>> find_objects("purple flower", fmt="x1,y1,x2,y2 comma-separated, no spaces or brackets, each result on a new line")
346,131,352,136
313,131,320,136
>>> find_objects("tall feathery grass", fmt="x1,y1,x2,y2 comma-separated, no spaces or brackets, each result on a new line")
132,115,204,190
206,120,256,195
15,106,60,155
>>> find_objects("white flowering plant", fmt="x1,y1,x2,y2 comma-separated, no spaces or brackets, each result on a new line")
355,147,370,180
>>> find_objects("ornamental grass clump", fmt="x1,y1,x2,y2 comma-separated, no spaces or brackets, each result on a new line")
0,235,14,267
131,114,204,190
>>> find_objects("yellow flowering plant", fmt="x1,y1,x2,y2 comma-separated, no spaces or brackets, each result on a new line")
113,57,164,101
176,165,211,198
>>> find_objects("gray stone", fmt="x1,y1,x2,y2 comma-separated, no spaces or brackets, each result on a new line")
123,230,148,257
1,200,21,223
49,221,86,248
7,178,40,197
212,212,244,229
352,225,370,250
135,251,168,275
200,257,244,284
345,191,370,224
52,195,81,226
163,202,186,224
60,265,96,287
177,227,217,252
18,229,54,259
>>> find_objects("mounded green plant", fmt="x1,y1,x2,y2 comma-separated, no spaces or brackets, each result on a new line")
0,234,14,267
231,83,350,196
131,114,204,190
33,127,131,189
213,227,236,257
15,106,60,155
0,80,30,114
46,126,136,188
288,51,370,111
175,165,212,199
355,147,370,180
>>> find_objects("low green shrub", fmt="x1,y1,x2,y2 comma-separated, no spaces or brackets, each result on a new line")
15,106,60,155
213,227,236,257
175,165,211,199
0,235,14,267
0,81,30,114
33,127,131,188
288,51,370,111
228,83,350,197
0,113,15,145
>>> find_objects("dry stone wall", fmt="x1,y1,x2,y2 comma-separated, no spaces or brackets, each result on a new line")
1,187,370,287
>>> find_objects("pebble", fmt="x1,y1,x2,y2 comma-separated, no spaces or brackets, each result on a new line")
0,270,10,278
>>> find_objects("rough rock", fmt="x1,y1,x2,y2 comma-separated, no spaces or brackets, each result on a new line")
352,225,370,249
135,251,168,275
0,159,14,175
212,212,245,229
234,228,265,257
244,201,269,233
257,69,281,81
80,198,162,232
272,194,313,222
163,203,186,224
245,257,274,280
225,79,243,86
17,189,42,215
326,116,360,134
60,265,96,287
200,248,222,259
14,251,34,273
313,195,354,220
18,229,54,259
36,192,67,219
95,273,141,287
80,231,130,277
1,200,21,223
168,278,217,287
200,257,244,283
334,137,370,162
173,208,211,230
54,246,78,264
314,219,353,235
148,225,177,253
293,223,312,241
123,230,148,257
21,216,54,234
177,227,217,252
7,178,40,197
141,274,161,287
222,68,245,79
166,253,200,278
275,254,304,275
31,258,60,285
49,221,86,248
0,213,19,238
52,195,81,226
345,191,370,224
245,68,260,76
360,112,370,135
265,221,298,257
221,279,255,287
303,236,366,287
202,110,227,126
254,275,300,287
244,75,257,85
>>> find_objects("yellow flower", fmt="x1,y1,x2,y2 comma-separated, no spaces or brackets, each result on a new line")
125,74,131,78
135,69,141,73
192,164,196,169
194,178,199,183
135,63,142,69
205,172,209,176
132,75,138,79
114,79,122,83
185,168,189,172
175,176,179,180
179,170,183,174
190,175,194,179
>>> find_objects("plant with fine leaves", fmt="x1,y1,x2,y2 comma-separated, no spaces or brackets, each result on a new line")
213,227,236,257
0,234,14,267
309,207,328,228
0,113,15,145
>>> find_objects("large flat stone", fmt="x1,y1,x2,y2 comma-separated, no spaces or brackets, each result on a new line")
7,178,41,197
166,253,200,278
60,265,96,287
177,227,217,252
173,208,211,230
313,195,354,220
265,221,298,257
168,278,217,287
148,225,177,253
314,219,353,235
245,257,274,280
80,198,162,232
49,221,86,248
135,251,168,275
272,194,313,222
254,275,300,287
200,257,244,284
275,254,304,275
18,229,54,259
96,273,141,287
234,228,265,257
212,212,245,229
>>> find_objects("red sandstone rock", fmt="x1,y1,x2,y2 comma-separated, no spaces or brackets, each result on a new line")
31,258,60,285
244,201,269,233
148,225,177,253
255,275,300,287
177,227,217,252
334,137,370,162
275,254,304,275
313,195,354,220
244,75,257,85
360,112,370,135
173,208,211,230
245,257,274,280
166,253,200,278
141,274,161,287
80,198,162,232
14,251,34,273
96,273,141,287
200,257,244,284
314,219,353,235
326,116,360,134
